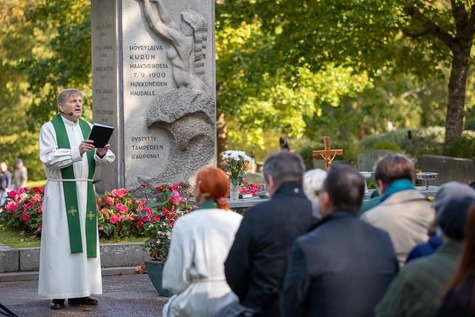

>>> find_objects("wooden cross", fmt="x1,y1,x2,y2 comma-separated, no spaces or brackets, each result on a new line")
87,210,95,221
312,136,344,171
68,206,78,217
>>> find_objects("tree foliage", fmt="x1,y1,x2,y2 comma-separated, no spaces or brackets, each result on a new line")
217,0,475,151
1,0,474,181
23,0,92,131
0,1,42,180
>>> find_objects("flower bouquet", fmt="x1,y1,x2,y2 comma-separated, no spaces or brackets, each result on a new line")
222,150,254,200
239,178,262,196
137,183,196,263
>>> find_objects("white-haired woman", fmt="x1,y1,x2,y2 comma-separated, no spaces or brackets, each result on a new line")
303,168,327,218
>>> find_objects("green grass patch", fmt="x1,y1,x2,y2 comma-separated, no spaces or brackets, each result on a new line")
0,225,41,248
0,225,147,249
27,180,47,188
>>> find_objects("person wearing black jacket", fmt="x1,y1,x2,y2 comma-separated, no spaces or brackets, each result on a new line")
224,151,315,317
281,164,399,317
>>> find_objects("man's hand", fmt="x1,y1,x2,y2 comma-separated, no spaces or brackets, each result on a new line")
79,140,95,156
96,144,111,158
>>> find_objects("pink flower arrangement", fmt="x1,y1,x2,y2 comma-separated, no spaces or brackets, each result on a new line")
139,183,196,262
0,187,44,236
238,178,261,196
1,183,196,264
96,188,142,239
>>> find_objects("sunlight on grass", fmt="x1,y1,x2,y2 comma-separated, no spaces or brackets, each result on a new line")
0,225,40,248
27,180,47,188
0,225,147,249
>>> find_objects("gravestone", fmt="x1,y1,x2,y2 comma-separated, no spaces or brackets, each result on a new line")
357,150,395,172
91,0,216,193
420,155,475,185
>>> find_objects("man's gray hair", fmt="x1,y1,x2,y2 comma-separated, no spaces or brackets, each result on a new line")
263,151,305,185
57,88,82,105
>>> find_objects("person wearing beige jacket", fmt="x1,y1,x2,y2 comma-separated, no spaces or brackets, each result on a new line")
361,154,435,268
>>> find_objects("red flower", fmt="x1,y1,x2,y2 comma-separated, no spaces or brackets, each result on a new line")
22,213,29,222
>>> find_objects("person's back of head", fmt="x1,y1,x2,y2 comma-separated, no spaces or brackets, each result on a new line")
433,182,475,216
195,166,230,210
322,164,365,213
263,151,305,186
437,196,475,242
303,169,327,202
374,154,415,186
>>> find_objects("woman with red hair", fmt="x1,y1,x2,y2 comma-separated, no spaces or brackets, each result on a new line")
161,166,242,317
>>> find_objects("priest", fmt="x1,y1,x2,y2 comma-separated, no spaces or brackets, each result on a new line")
38,88,115,309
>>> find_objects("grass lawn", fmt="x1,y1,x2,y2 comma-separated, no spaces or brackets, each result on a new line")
0,225,147,249
27,180,47,188
0,225,40,248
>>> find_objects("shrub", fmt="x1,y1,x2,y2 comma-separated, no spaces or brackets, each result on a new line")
445,134,475,159
0,187,44,236
96,188,143,240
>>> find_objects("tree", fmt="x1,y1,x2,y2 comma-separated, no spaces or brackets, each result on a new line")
215,6,371,159
23,0,92,131
218,0,475,151
0,1,44,180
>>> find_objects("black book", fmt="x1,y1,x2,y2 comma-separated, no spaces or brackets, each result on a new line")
88,123,114,148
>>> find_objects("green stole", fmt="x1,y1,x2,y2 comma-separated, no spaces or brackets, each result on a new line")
51,114,98,258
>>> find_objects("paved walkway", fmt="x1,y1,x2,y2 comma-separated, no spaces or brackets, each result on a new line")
0,273,167,317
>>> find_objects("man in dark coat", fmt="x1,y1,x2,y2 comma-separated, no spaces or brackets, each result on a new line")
224,151,315,317
281,164,399,317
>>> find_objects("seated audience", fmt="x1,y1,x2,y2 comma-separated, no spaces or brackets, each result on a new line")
375,182,475,317
435,201,475,317
281,164,399,317
162,166,242,317
361,153,434,267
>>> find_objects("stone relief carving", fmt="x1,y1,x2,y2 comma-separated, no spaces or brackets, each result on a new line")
137,0,216,189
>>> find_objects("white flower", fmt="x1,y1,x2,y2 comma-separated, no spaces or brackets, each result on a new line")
222,150,253,164
222,150,254,185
